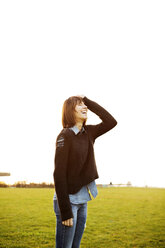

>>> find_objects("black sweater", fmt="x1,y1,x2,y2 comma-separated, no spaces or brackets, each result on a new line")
53,97,117,221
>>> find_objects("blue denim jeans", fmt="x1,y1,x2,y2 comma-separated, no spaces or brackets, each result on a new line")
53,199,87,248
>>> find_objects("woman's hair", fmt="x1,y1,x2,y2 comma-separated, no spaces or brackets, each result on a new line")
62,96,86,128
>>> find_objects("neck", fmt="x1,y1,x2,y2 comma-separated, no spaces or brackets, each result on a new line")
75,122,83,131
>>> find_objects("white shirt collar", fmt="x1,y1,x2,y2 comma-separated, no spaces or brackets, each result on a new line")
70,125,85,135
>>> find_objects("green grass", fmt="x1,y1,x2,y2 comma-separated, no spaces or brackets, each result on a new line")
0,187,165,248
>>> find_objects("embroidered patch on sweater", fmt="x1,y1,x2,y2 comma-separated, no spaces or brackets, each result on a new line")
56,136,64,148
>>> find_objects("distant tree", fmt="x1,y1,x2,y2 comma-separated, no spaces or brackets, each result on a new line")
15,181,27,188
0,181,9,187
7,181,54,188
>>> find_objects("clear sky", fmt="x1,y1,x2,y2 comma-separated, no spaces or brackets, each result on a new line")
0,1,165,187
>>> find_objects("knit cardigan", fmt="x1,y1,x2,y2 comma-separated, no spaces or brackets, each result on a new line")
53,97,117,221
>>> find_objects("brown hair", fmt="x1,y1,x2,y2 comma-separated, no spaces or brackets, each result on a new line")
62,96,86,128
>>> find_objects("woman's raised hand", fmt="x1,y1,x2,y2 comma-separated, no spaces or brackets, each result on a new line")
77,94,85,99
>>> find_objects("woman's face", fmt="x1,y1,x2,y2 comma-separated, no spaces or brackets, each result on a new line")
75,101,88,123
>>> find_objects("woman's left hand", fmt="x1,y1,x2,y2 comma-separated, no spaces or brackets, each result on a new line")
77,95,85,99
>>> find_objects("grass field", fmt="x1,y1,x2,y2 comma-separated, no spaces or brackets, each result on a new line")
0,187,165,248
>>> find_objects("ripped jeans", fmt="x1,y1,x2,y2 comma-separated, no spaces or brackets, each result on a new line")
53,199,87,248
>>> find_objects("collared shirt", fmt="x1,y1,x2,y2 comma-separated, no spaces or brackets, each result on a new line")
53,125,98,204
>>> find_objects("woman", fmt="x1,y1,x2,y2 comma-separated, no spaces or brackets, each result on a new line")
53,95,117,248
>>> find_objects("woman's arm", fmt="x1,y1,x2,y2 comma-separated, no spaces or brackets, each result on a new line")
83,97,117,140
53,131,73,222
